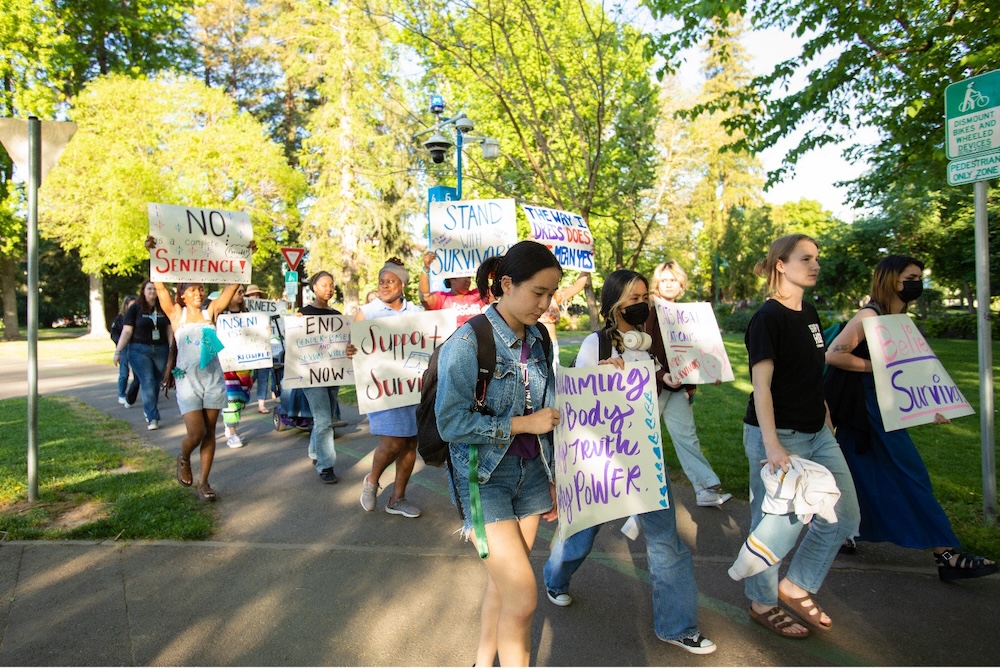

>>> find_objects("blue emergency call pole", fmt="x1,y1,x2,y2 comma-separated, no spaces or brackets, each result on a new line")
416,94,500,200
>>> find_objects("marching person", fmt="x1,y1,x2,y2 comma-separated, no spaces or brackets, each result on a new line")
112,280,172,430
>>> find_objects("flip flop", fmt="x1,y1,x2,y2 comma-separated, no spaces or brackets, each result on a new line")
197,483,218,502
257,408,270,414
749,606,810,639
176,456,192,487
778,591,832,631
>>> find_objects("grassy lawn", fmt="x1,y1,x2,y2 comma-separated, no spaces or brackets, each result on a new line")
557,334,1000,558
0,395,214,540
1,327,116,366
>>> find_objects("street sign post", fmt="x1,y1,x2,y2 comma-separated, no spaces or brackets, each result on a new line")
945,69,1000,161
280,247,304,271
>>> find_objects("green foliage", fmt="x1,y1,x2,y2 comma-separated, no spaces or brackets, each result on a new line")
0,395,213,540
917,312,1000,340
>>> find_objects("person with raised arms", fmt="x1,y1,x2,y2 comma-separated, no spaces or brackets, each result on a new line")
418,250,489,326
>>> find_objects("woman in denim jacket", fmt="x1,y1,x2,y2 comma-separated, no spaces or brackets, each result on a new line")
435,241,562,667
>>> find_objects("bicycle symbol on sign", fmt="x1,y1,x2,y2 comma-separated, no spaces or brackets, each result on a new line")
960,82,991,113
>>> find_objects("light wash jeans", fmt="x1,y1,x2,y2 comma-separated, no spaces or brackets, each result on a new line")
128,343,169,422
254,367,273,402
117,344,139,401
543,483,701,642
742,423,860,606
658,390,720,493
303,386,338,472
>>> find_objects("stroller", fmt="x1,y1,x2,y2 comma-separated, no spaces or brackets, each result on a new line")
269,314,314,432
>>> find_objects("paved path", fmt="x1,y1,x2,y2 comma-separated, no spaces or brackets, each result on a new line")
1,352,999,665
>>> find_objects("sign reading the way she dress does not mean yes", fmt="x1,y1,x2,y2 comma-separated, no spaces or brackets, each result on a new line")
553,359,669,541
147,203,254,283
427,199,517,279
863,314,974,431
522,204,596,272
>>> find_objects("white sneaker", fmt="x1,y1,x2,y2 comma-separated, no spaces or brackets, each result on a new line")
147,419,159,431
696,486,732,507
118,397,127,406
546,590,572,607
227,434,244,448
123,400,133,408
664,632,716,655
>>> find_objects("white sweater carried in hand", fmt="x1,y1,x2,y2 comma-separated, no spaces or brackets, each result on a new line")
760,455,841,524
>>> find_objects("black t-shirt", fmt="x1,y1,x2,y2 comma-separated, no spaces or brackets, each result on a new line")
299,304,342,316
743,299,827,432
124,303,170,346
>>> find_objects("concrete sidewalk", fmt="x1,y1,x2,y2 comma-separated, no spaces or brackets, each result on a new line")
1,354,999,666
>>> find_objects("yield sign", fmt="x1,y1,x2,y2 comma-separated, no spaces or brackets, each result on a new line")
281,246,304,271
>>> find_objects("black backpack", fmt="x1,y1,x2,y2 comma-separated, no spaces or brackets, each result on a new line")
416,313,552,467
110,314,125,345
573,328,612,366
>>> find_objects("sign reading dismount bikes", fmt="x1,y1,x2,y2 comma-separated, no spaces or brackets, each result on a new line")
945,69,1000,161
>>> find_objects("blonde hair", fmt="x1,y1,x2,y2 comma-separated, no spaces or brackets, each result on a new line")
652,260,688,298
754,234,817,298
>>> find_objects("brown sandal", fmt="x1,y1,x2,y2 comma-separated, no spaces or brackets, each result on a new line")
779,591,832,631
749,606,811,639
176,456,192,487
197,483,217,502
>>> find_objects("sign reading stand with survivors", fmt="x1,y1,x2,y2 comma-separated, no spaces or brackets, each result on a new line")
216,313,273,372
653,298,734,384
522,204,595,272
427,199,516,279
863,314,974,431
148,203,254,283
282,315,354,389
553,360,669,541
350,309,458,414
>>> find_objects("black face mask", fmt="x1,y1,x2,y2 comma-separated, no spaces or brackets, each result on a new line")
898,280,923,303
622,302,650,327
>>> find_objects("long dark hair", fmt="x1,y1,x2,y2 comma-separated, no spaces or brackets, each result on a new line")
870,255,924,314
480,241,562,300
600,269,648,354
136,280,162,314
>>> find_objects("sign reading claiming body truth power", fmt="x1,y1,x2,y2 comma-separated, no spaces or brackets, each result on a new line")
864,314,974,431
653,298,734,384
522,204,595,272
281,315,354,389
147,203,254,283
553,360,668,541
216,313,273,372
428,199,516,279
350,309,458,413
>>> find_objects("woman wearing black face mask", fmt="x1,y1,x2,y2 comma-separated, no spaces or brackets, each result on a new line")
826,255,997,582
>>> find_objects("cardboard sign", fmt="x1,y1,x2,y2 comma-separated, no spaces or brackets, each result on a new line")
428,199,517,279
553,360,669,541
147,203,254,283
653,298,734,384
216,313,273,372
350,309,458,413
522,204,595,272
282,315,354,388
864,314,975,431
245,298,286,342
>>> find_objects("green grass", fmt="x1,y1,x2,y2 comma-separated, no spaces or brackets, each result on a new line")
558,334,1000,558
1,328,116,366
0,395,214,540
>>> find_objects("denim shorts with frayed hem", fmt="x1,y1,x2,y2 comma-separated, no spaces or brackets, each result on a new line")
449,450,552,539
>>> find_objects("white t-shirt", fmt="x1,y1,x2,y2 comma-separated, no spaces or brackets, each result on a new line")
575,330,651,367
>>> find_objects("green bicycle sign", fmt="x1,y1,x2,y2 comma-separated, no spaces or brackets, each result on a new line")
945,70,1000,160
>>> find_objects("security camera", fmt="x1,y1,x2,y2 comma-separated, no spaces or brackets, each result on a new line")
423,132,454,164
453,114,474,133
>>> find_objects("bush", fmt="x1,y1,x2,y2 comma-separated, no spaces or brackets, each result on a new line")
916,312,997,339
720,308,756,333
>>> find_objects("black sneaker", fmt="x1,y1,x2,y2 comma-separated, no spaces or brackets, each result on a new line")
319,468,339,484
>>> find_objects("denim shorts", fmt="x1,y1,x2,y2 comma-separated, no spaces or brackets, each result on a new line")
449,451,553,537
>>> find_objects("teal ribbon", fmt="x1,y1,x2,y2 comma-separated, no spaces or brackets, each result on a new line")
199,327,225,369
468,444,490,559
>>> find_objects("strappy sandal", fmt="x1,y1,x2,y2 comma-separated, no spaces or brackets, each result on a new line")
749,606,810,639
176,455,192,487
197,483,218,502
934,549,999,582
778,591,832,631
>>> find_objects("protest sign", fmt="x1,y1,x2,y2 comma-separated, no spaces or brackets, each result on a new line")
553,360,669,541
350,309,458,413
653,298,734,384
245,297,286,341
216,313,273,372
282,315,354,389
428,199,516,279
147,203,254,283
522,204,595,272
863,314,974,431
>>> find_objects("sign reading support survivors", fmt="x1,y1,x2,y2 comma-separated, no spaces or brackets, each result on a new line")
282,315,354,389
428,199,516,279
863,314,975,431
216,313,273,372
350,309,458,413
653,298,734,384
522,204,595,272
553,360,669,541
148,203,254,283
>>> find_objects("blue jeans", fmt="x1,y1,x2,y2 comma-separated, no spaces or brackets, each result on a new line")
117,345,139,401
543,483,701,642
742,423,860,606
303,386,338,472
254,367,274,401
658,390,721,493
127,343,169,422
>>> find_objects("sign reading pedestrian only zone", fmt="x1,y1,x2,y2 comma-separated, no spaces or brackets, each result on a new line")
945,69,1000,161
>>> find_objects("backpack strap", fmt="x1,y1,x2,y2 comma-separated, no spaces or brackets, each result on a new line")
465,313,496,560
597,329,612,361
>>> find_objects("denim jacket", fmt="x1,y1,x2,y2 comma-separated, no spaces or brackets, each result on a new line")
435,304,555,483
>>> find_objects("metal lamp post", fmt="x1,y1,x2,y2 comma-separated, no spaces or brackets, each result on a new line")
416,95,499,199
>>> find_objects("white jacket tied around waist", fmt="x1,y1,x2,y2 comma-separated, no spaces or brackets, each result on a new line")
760,455,841,524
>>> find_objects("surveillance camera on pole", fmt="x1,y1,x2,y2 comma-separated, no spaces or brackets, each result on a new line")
423,131,454,164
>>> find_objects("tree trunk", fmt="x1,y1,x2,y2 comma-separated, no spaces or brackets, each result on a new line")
584,279,599,331
963,281,976,313
0,253,21,340
86,272,109,338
